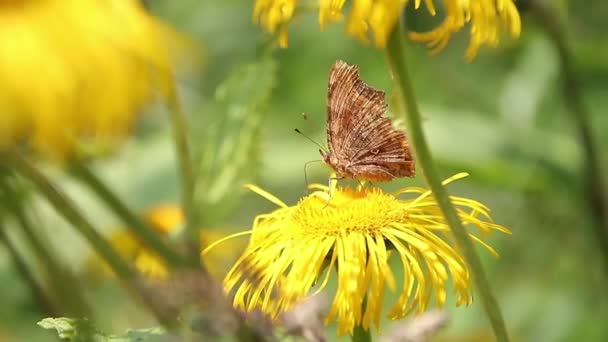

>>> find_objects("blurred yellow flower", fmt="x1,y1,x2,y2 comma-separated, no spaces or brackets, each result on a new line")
132,205,184,280
143,204,185,236
85,205,243,280
0,0,196,159
253,0,521,58
253,0,297,47
217,173,509,335
133,249,171,280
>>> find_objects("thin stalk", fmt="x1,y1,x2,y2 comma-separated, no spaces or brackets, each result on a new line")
385,20,510,342
8,153,179,327
0,223,59,317
164,72,258,342
70,162,188,268
352,325,372,342
528,0,608,273
158,81,260,335
166,83,201,264
4,183,93,317
10,154,135,279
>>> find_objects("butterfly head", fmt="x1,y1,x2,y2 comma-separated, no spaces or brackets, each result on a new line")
321,149,350,177
320,149,330,163
320,149,337,168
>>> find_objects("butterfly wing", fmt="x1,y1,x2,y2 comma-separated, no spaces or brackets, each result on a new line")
327,60,366,160
326,60,415,181
347,117,415,180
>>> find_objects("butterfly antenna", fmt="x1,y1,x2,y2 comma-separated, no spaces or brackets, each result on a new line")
294,128,328,153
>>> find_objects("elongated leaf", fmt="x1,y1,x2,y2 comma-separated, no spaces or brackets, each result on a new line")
193,57,277,225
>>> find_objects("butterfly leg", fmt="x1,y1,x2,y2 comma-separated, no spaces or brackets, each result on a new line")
328,174,344,195
320,174,343,209
354,178,370,190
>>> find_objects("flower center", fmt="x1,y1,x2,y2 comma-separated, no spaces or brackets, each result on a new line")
290,187,404,237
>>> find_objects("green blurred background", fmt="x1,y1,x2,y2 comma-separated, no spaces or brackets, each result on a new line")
1,0,608,341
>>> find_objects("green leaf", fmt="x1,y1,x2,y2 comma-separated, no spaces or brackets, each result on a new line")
214,57,277,107
38,318,97,342
118,327,165,341
192,56,277,225
38,317,165,342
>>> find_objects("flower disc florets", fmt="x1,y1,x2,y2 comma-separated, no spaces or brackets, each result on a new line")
291,186,407,238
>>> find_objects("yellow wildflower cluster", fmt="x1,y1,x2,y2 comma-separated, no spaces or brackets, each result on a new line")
253,0,521,58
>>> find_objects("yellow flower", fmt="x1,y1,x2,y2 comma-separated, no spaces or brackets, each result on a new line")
319,0,346,30
84,205,181,280
143,204,185,236
253,0,298,48
133,250,171,280
85,205,244,280
0,0,196,159
215,173,509,335
253,0,521,58
132,205,185,280
408,0,522,59
138,205,248,279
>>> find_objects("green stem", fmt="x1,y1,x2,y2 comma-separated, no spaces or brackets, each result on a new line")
385,20,510,342
0,222,59,317
70,162,188,268
351,296,372,341
166,83,201,264
528,0,608,274
9,154,135,280
8,153,179,327
352,325,372,342
4,183,93,318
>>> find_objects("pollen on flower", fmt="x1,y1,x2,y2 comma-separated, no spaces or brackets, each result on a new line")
290,187,407,238
219,174,510,335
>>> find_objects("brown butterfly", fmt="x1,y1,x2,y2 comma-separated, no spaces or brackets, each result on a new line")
321,60,415,181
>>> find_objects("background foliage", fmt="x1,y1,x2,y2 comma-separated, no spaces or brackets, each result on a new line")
1,0,607,341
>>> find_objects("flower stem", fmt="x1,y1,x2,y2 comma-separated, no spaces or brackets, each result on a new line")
385,20,510,342
352,295,372,342
0,222,59,317
7,153,179,326
352,325,372,342
2,180,93,318
528,0,608,274
70,162,188,268
166,83,201,264
9,154,135,280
